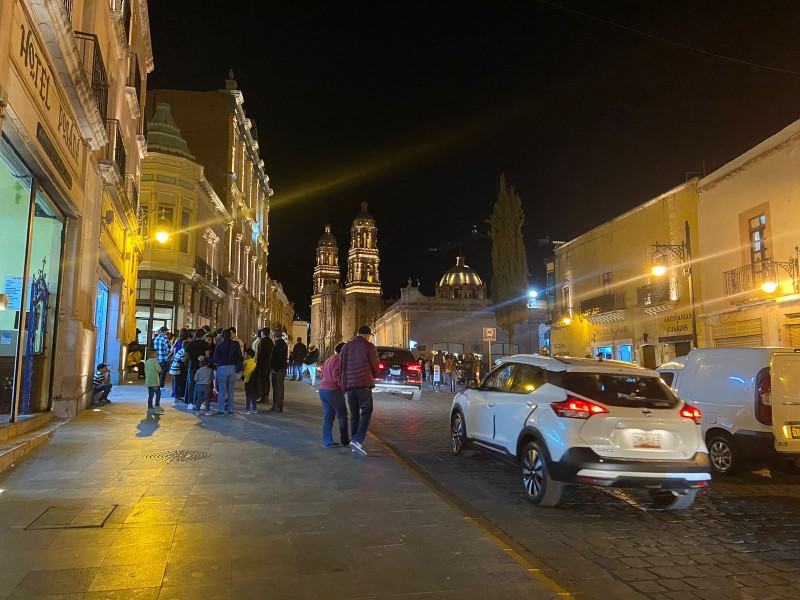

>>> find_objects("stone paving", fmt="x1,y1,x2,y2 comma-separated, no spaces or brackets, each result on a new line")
0,381,560,600
369,386,800,600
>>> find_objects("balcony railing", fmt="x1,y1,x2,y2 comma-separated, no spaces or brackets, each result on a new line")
126,175,139,214
580,292,625,317
723,260,781,296
101,119,126,179
196,256,228,294
63,0,73,19
110,0,132,44
127,53,142,104
637,281,672,307
74,32,109,121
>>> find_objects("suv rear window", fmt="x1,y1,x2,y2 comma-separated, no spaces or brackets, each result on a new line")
377,348,415,363
555,372,679,409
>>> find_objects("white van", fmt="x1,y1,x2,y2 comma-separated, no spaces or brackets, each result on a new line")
658,347,800,475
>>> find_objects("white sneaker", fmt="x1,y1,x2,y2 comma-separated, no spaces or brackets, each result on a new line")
350,441,367,456
156,407,165,414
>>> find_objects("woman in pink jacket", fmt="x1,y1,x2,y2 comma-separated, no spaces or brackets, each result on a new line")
318,342,349,447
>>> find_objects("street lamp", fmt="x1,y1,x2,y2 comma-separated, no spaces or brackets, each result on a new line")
154,210,171,244
528,289,538,298
650,220,699,348
759,247,799,294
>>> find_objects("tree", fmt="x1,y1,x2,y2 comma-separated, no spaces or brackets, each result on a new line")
487,174,529,351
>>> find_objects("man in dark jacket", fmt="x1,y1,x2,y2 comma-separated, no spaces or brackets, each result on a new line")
269,329,289,411
339,325,380,455
290,337,307,381
256,328,274,403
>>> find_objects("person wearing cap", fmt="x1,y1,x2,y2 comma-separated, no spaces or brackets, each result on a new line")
269,328,289,411
339,325,380,455
153,326,172,389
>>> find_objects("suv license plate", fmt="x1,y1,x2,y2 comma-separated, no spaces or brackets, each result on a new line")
633,432,662,449
790,426,800,439
390,368,401,376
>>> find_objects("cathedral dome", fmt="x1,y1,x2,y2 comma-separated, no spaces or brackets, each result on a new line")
438,256,483,288
317,224,337,248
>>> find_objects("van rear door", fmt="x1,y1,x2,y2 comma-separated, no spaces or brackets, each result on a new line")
771,351,800,454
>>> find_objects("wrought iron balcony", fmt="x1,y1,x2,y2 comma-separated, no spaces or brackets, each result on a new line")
196,256,228,294
74,32,108,121
637,281,673,307
101,119,126,179
63,0,73,19
580,292,625,317
126,175,139,214
723,259,797,296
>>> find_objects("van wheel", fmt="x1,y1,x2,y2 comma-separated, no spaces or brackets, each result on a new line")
649,489,698,510
520,440,563,507
410,388,422,402
707,432,739,475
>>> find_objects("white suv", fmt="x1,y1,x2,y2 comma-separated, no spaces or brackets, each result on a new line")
450,355,711,509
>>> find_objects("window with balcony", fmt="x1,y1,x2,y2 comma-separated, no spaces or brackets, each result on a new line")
749,214,768,270
180,210,191,254
602,272,612,294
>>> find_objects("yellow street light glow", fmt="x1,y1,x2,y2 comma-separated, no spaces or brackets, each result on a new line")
651,265,667,277
562,317,572,325
760,281,778,294
155,230,170,244
154,213,171,244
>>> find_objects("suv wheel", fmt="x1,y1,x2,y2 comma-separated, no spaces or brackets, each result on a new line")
450,411,466,455
707,432,739,476
520,440,563,507
648,489,698,510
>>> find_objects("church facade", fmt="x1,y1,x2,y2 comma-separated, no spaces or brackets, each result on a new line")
310,203,387,359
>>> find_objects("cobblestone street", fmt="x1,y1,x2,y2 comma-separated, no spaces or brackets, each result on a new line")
370,388,800,600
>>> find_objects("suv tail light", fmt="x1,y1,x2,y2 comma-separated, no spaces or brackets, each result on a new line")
680,404,702,425
755,368,772,425
551,395,608,419
377,362,386,371
406,363,421,373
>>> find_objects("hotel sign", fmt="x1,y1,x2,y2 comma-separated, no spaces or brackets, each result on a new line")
10,2,83,187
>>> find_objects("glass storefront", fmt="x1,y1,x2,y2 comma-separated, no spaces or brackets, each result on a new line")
0,139,65,420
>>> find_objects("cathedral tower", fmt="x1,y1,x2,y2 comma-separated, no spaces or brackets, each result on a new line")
313,224,340,295
346,202,381,295
310,224,342,359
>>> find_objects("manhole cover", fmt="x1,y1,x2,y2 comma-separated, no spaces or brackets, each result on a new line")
141,449,211,463
26,505,117,530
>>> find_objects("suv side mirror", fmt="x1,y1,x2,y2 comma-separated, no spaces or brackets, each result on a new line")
466,380,477,390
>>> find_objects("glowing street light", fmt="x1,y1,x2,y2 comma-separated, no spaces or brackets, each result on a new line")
562,316,572,326
154,212,171,244
528,289,538,298
760,281,778,294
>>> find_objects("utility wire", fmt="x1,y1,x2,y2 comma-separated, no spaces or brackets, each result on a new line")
537,0,800,76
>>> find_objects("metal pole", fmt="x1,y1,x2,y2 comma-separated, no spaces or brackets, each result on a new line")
685,220,699,349
11,180,38,423
488,340,492,369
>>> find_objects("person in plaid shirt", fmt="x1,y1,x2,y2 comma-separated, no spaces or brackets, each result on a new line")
153,326,171,389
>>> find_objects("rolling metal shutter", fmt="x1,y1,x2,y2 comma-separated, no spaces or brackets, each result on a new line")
788,325,800,347
714,319,763,348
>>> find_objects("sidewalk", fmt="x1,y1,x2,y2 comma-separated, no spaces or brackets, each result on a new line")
0,379,559,599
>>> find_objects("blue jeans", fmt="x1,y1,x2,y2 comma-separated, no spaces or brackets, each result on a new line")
194,383,210,412
216,365,237,413
185,365,198,404
320,388,349,446
347,388,373,444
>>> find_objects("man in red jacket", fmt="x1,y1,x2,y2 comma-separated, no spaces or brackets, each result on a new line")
339,325,380,455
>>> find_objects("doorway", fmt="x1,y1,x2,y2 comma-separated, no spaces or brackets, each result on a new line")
95,281,109,366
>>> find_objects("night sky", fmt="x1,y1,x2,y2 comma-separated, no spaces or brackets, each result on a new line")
148,0,800,320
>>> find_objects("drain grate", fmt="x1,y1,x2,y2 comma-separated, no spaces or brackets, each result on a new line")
26,505,117,530
141,449,211,463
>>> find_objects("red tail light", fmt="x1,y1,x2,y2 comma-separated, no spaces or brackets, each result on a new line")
680,405,702,425
406,363,422,373
756,371,772,425
551,396,608,419
377,362,386,370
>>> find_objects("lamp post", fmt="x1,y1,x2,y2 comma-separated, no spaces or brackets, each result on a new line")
651,220,699,349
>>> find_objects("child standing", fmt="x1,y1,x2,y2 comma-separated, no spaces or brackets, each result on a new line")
241,348,259,415
193,356,214,416
144,349,164,415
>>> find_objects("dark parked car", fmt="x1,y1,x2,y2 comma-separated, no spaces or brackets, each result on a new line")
374,347,422,401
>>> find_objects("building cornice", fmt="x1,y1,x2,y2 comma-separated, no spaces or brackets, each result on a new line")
136,0,155,72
